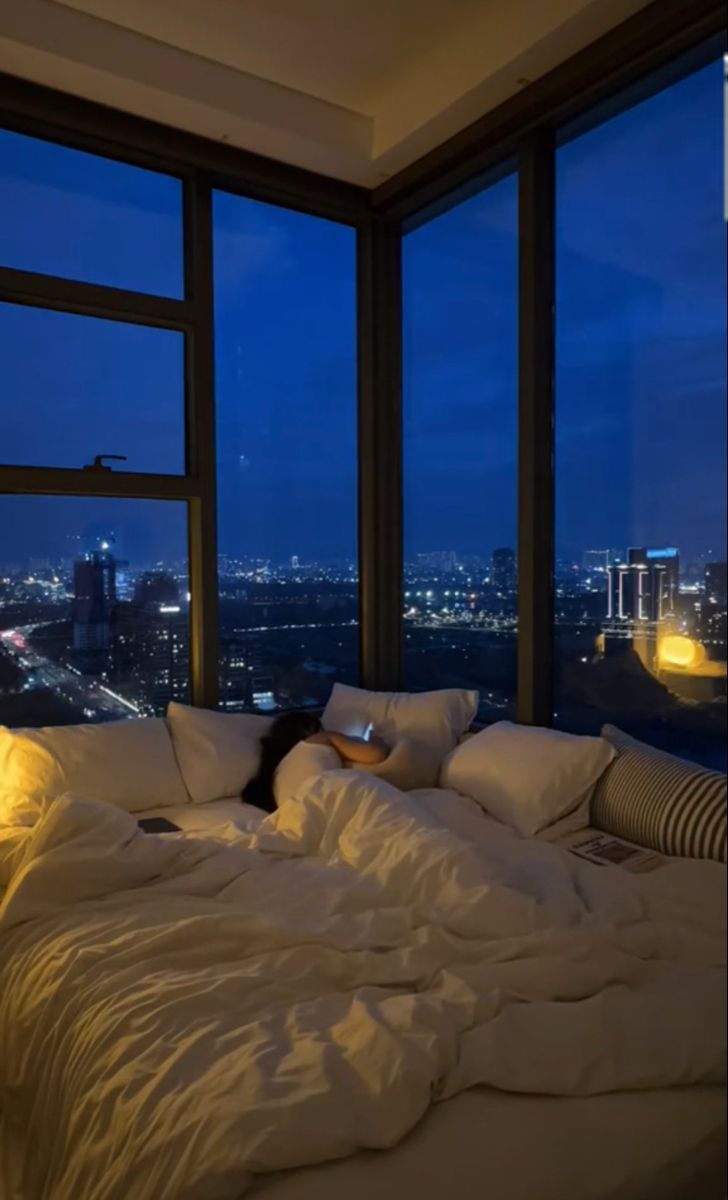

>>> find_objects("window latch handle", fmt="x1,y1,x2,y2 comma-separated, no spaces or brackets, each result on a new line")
82,454,128,472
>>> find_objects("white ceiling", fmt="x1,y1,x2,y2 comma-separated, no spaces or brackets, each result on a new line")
0,0,653,186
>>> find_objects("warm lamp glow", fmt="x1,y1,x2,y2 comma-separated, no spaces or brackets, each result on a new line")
658,635,706,670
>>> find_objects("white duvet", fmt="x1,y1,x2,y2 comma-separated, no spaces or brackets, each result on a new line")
0,773,725,1200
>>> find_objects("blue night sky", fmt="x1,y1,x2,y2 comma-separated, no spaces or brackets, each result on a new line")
0,56,725,569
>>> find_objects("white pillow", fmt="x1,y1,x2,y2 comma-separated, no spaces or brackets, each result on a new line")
166,702,272,804
0,718,189,814
356,735,442,792
322,683,478,764
440,721,615,838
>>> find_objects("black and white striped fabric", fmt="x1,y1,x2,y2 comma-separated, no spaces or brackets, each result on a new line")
591,725,726,864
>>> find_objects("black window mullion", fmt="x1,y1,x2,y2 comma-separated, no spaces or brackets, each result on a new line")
357,215,403,692
517,129,556,728
183,176,219,710
0,265,194,332
0,465,197,501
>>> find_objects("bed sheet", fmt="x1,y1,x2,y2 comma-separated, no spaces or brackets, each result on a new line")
136,796,266,836
248,1083,726,1200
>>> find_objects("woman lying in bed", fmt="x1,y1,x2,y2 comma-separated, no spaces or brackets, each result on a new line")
243,711,388,812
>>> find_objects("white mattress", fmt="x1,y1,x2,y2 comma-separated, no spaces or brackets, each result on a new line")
247,1085,726,1200
125,789,727,1200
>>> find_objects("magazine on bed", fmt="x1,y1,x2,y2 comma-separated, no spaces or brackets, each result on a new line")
562,830,665,873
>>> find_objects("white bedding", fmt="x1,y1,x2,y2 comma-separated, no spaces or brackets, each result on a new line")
0,774,725,1200
250,1085,727,1200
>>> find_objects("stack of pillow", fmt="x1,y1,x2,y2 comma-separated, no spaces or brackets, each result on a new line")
0,688,724,864
0,684,479,816
0,707,272,819
439,720,726,862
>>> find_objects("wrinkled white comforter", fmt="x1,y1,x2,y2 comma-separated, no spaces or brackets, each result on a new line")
0,772,725,1200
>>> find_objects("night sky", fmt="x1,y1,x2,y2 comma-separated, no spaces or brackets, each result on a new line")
0,57,725,569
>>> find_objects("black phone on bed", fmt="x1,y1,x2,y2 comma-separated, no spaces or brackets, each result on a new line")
137,817,181,834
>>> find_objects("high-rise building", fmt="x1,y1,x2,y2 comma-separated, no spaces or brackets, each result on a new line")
607,547,679,623
604,546,681,665
133,571,180,610
220,635,250,709
705,561,727,606
139,606,188,713
582,549,610,575
72,547,116,673
491,548,516,594
641,547,680,614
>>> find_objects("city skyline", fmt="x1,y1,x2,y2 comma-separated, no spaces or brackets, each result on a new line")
0,52,725,771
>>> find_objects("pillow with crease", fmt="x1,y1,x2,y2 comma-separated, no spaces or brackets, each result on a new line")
440,720,615,839
322,683,478,786
166,702,272,804
0,718,189,814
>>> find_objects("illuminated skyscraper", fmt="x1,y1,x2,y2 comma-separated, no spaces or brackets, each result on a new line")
604,546,681,665
491,548,516,593
582,549,610,575
135,606,188,713
72,546,116,672
641,547,680,615
705,561,727,606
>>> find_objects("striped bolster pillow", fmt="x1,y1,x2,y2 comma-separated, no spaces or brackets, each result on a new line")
591,725,726,864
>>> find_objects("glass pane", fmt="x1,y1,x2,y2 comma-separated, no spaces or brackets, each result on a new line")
0,127,183,296
0,302,184,472
0,497,189,725
555,58,727,770
213,192,358,712
403,170,519,723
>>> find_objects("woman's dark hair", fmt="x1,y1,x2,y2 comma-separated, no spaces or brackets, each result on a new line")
243,711,322,812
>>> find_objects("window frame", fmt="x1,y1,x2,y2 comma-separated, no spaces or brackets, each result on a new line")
0,94,370,712
0,0,724,721
373,0,725,726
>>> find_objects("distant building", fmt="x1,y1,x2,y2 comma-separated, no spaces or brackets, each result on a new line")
72,548,116,673
705,561,727,606
416,551,458,573
607,547,679,623
491,548,516,594
134,571,180,611
220,635,251,709
582,549,610,575
641,547,680,614
132,606,188,714
604,546,680,665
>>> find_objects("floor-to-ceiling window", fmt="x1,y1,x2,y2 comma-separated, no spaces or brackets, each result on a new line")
0,128,190,725
213,193,358,713
402,169,519,722
554,56,727,769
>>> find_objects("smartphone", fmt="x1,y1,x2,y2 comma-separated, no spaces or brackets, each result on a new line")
137,816,181,834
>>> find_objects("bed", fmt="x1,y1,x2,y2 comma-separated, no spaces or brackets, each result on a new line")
143,792,726,1200
1,771,725,1200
